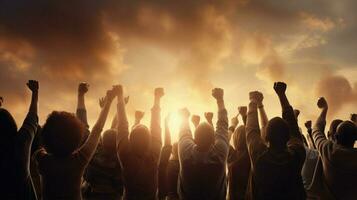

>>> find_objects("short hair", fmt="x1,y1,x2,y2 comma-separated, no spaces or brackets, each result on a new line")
194,122,215,150
233,125,247,151
102,129,117,154
266,117,290,149
42,111,85,157
335,121,357,147
327,119,343,141
130,124,150,154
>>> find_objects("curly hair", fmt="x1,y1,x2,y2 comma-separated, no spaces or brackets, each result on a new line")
42,111,85,157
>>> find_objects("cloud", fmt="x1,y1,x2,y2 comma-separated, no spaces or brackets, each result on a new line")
315,74,357,116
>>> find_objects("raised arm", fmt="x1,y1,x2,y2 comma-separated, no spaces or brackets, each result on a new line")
204,112,214,126
228,115,239,142
238,106,247,125
110,96,129,129
151,88,164,156
115,85,130,155
212,88,229,160
351,113,357,125
274,82,301,139
305,120,316,149
79,88,114,161
191,115,200,129
178,108,193,160
76,82,89,128
164,114,172,147
246,91,267,164
257,94,268,130
159,115,173,174
312,97,331,156
19,80,39,141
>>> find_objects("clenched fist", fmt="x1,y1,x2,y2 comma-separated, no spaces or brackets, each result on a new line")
191,115,201,127
273,82,287,96
112,85,123,97
155,88,165,98
135,111,145,121
27,80,39,92
212,88,224,101
238,106,247,116
304,120,312,129
317,97,328,109
78,82,89,95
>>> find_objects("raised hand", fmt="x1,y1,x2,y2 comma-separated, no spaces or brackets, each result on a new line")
27,80,39,92
317,97,328,109
231,115,239,128
99,97,106,108
135,111,145,121
155,88,165,99
112,85,123,98
78,82,89,95
191,115,200,128
249,91,262,104
212,88,224,101
273,82,287,96
124,96,130,105
204,112,214,124
106,89,116,102
238,106,247,116
179,108,190,121
304,120,312,129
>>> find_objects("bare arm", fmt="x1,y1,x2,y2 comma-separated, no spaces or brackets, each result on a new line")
238,106,247,125
115,85,130,156
79,89,114,161
151,88,164,157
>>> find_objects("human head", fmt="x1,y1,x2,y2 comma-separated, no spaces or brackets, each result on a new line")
266,117,290,149
102,129,117,155
327,119,343,141
194,122,214,151
0,108,17,145
130,124,150,156
42,111,84,157
335,121,357,148
233,125,247,151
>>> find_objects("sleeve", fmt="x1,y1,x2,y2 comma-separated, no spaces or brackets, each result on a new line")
18,111,38,144
151,105,162,158
312,115,333,160
212,109,230,162
246,103,267,165
178,121,194,162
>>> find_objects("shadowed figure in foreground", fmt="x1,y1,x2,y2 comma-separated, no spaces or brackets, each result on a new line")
34,86,115,200
178,88,229,200
245,82,306,200
0,80,39,200
116,86,164,200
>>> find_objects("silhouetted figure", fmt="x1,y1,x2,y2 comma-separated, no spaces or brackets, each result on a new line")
158,115,173,200
351,114,357,125
79,84,124,200
178,88,228,200
166,143,179,200
327,119,343,142
312,97,357,199
0,80,39,200
245,82,306,200
116,86,164,200
34,87,115,200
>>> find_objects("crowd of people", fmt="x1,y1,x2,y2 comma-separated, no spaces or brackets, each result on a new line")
0,80,356,200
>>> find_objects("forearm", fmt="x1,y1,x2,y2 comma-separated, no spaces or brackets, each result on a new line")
29,90,38,114
77,94,85,110
164,125,171,146
179,120,192,140
117,97,129,137
111,114,118,129
278,94,290,109
151,97,162,141
258,106,268,129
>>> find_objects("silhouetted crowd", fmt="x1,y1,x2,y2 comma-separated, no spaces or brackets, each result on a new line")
1,80,356,200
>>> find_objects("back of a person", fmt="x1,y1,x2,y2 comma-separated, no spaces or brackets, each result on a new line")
179,148,227,200
228,149,250,200
322,143,357,199
83,146,123,200
39,153,85,200
120,150,158,200
249,149,305,200
166,159,179,200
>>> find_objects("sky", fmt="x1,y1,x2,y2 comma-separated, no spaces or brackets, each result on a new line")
0,0,356,140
